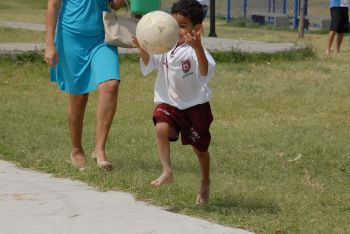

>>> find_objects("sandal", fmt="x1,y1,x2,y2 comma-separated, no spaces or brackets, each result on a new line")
91,152,113,171
70,153,87,171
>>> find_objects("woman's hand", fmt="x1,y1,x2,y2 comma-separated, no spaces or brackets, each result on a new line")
110,0,124,10
45,0,61,67
45,44,58,67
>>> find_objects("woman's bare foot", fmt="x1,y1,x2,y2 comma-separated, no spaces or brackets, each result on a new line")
151,172,174,187
325,49,334,56
70,151,86,171
196,181,210,206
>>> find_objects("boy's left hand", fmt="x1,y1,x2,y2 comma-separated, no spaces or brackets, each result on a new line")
185,29,202,50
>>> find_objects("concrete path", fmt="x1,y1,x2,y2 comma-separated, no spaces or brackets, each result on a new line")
0,20,304,54
0,20,45,31
0,160,254,234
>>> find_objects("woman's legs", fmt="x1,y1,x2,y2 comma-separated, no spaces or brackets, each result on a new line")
93,80,119,162
67,93,89,167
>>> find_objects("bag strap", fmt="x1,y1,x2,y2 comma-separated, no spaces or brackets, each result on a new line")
124,0,130,11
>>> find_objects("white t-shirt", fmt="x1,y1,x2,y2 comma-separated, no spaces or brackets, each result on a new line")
140,44,216,110
197,0,209,6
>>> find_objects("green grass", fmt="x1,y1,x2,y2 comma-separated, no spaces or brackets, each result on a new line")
0,0,47,23
1,1,350,233
1,47,350,234
0,27,44,43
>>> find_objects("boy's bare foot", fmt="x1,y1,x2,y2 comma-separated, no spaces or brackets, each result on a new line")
196,181,210,206
151,173,174,187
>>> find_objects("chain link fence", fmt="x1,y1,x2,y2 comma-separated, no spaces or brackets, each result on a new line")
160,0,332,31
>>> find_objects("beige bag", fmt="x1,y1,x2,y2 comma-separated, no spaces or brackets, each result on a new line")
102,11,139,48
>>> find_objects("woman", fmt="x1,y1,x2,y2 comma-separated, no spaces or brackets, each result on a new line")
45,0,124,170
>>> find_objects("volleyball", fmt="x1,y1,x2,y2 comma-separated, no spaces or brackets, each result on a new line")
136,11,179,54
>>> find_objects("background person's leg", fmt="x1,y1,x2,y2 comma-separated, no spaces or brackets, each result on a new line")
326,31,336,54
336,32,344,53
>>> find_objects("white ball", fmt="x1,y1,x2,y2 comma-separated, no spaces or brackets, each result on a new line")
136,11,179,54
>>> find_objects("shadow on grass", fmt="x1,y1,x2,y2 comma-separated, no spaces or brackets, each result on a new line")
163,193,280,216
204,194,280,215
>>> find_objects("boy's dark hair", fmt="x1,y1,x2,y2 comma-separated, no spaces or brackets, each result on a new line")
171,0,205,26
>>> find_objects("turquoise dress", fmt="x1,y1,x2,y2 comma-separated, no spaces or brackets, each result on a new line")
50,0,120,94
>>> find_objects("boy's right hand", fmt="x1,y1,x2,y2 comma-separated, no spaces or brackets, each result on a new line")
132,36,142,50
132,35,150,65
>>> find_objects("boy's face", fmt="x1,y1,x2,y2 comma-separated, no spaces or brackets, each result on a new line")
172,13,201,45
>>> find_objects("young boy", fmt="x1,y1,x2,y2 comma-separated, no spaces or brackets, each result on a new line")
133,0,216,205
326,0,349,54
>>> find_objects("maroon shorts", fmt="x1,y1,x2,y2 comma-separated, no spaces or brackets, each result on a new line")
153,102,213,152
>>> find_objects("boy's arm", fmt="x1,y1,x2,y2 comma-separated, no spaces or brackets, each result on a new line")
132,36,150,65
185,29,209,76
193,45,209,76
138,47,150,65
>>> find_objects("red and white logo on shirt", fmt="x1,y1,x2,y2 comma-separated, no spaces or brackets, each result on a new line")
181,60,191,73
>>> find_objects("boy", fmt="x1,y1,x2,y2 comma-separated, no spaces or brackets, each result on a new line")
133,0,216,205
326,0,349,54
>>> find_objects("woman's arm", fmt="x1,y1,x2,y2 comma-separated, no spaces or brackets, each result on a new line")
110,0,124,10
45,0,61,67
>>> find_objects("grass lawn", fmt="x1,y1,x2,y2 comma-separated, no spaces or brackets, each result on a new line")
1,1,350,234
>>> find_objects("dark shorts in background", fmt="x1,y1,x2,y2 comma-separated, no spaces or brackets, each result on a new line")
330,7,349,33
153,102,213,152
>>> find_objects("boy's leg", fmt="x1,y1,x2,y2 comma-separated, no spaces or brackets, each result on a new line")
94,80,119,163
151,122,176,186
193,147,210,206
336,33,344,53
67,93,89,167
326,31,336,54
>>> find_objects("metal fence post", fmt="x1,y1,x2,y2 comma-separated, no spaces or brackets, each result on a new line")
209,0,217,37
227,0,231,23
244,0,247,17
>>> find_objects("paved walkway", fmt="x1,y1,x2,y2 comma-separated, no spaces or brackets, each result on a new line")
0,20,305,54
0,160,254,234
